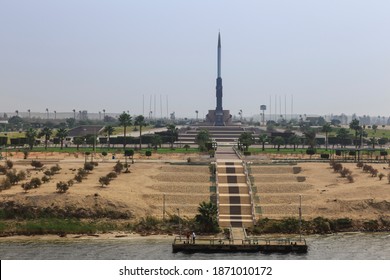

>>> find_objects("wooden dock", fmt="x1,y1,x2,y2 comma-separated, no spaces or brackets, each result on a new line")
172,236,308,254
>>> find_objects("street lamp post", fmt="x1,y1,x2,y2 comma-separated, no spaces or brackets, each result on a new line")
163,193,166,221
177,208,181,241
299,195,302,242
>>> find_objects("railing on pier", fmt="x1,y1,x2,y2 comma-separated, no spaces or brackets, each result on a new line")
172,236,306,246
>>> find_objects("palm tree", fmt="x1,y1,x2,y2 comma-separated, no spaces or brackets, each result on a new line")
195,201,219,233
336,128,350,148
258,134,268,151
39,127,52,150
103,125,115,149
368,137,378,149
25,128,37,150
134,115,146,150
303,128,316,149
118,112,132,150
151,134,162,150
56,128,68,150
166,124,177,149
195,129,211,152
288,135,301,151
238,132,254,151
272,136,285,151
372,124,378,135
73,136,84,151
349,119,361,149
322,123,332,150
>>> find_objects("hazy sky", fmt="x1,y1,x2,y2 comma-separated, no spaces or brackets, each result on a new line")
1,0,389,118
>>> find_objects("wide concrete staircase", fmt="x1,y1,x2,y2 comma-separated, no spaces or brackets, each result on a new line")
215,146,255,228
178,126,250,144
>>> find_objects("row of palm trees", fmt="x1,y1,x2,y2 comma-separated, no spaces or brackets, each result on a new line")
21,112,176,151
24,127,68,150
104,112,177,150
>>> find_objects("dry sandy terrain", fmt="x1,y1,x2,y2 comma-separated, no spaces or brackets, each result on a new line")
252,162,390,221
0,152,210,220
1,151,390,222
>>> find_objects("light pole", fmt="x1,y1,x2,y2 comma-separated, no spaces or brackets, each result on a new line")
177,208,181,241
46,108,49,119
103,109,106,121
299,195,302,242
163,193,166,221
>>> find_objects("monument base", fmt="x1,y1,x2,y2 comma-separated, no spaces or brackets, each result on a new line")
206,110,232,126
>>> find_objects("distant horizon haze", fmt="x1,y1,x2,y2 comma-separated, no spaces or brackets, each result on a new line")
1,1,389,118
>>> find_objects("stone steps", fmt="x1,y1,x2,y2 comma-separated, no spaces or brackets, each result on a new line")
215,154,255,229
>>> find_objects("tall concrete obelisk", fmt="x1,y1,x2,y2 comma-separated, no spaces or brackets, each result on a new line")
215,32,224,126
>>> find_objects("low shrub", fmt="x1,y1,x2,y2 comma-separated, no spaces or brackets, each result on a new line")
0,165,7,175
306,148,316,156
50,164,61,174
77,168,88,178
106,172,117,180
56,181,69,193
333,163,343,173
340,168,352,178
41,176,50,183
21,182,33,193
84,162,94,172
44,170,54,177
31,160,44,170
74,174,83,183
99,176,111,187
370,169,378,177
5,160,13,169
30,177,42,188
114,161,124,174
6,170,26,185
0,178,12,191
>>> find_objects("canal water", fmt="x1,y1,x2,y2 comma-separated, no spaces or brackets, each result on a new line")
1,233,389,260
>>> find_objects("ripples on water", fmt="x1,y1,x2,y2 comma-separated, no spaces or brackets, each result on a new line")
1,233,389,260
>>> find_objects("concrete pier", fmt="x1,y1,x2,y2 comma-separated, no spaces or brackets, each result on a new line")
172,236,308,254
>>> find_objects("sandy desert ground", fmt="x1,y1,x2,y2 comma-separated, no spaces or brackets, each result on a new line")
1,151,390,223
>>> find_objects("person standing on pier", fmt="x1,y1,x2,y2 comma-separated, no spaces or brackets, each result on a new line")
192,232,196,244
